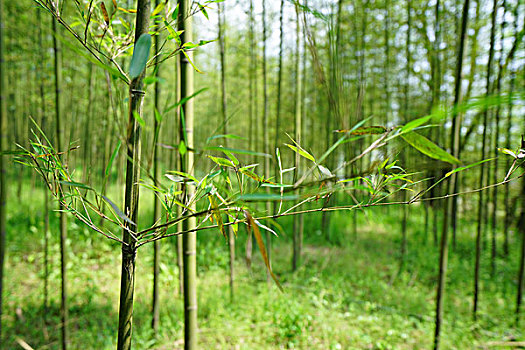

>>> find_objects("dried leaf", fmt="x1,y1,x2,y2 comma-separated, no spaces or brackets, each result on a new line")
244,211,283,291
100,2,110,25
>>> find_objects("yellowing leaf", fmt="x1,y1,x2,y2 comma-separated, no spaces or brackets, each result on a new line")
117,7,137,13
209,196,226,238
151,2,165,16
336,126,388,135
285,144,315,163
497,147,517,158
208,155,235,168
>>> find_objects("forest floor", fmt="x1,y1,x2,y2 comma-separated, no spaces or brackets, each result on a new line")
2,181,524,349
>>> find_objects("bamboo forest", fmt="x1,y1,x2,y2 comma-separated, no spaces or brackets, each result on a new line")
0,0,524,349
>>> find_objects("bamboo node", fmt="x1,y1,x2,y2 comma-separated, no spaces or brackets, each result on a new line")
122,245,136,260
130,89,146,96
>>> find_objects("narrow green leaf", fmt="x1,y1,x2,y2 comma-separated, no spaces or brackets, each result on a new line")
181,49,202,73
164,20,181,45
105,140,121,176
198,4,209,19
239,193,299,201
154,108,162,123
445,158,495,178
206,134,245,143
165,87,208,113
166,170,197,182
59,181,93,190
171,4,179,20
205,146,270,158
400,115,432,133
222,150,239,166
261,183,293,188
102,195,135,225
401,131,460,165
133,111,146,128
318,117,371,164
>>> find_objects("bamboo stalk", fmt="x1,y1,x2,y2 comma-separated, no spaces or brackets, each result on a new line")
178,0,198,347
116,1,151,349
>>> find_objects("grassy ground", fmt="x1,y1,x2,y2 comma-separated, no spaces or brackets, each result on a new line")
2,179,524,349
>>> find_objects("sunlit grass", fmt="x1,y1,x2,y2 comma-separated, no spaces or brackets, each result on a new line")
2,178,523,349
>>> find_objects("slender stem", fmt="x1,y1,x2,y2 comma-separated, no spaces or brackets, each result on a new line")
474,0,497,321
52,15,69,350
178,0,198,347
151,0,161,333
116,1,151,349
433,0,470,347
0,0,6,346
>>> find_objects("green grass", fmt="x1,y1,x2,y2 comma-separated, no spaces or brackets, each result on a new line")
1,178,524,349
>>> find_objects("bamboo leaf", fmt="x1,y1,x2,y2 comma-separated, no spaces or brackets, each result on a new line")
151,2,165,16
118,7,137,13
498,147,517,158
171,3,179,20
209,196,226,238
165,88,208,113
100,2,110,25
59,181,93,190
444,158,495,178
181,49,202,73
244,211,283,291
164,20,181,45
335,126,387,135
204,146,269,158
400,115,432,134
261,183,293,188
208,155,235,168
166,170,197,182
317,117,371,164
198,4,209,19
317,165,333,178
206,134,245,143
401,131,460,165
133,111,146,128
285,144,315,163
154,108,163,123
239,193,298,201
221,149,239,166
129,33,152,79
255,220,278,237
239,168,265,183
105,140,121,176
102,195,135,225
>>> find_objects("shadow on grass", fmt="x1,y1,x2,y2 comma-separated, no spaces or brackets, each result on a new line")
3,296,116,349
